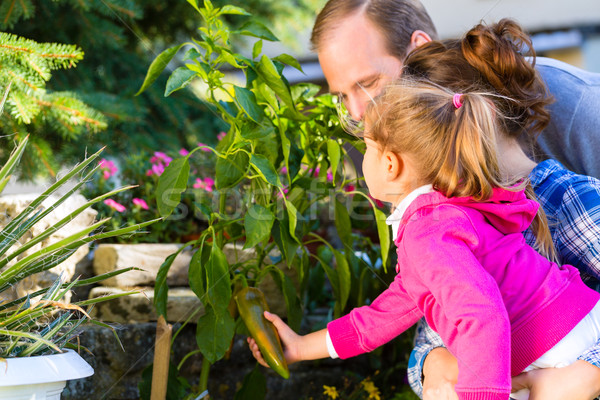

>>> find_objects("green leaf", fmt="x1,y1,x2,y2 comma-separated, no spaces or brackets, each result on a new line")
183,47,202,61
374,207,391,273
233,86,263,122
327,139,341,180
252,40,263,59
238,20,278,42
234,365,266,400
272,219,299,266
256,56,295,111
206,243,231,311
281,273,302,331
164,67,197,96
272,54,303,73
218,5,251,16
250,154,279,186
334,199,352,249
333,250,351,314
196,306,235,364
243,204,275,249
136,44,185,96
215,150,250,189
154,250,184,317
285,199,299,242
186,0,201,13
156,157,190,217
189,242,209,303
240,122,275,140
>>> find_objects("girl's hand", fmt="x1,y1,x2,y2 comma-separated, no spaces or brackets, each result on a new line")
247,311,303,367
511,361,600,400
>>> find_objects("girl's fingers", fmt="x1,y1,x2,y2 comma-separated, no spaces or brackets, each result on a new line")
247,337,269,368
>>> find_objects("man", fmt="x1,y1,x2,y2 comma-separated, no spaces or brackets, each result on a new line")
309,1,600,399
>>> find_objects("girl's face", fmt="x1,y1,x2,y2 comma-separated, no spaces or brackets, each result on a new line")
362,137,388,203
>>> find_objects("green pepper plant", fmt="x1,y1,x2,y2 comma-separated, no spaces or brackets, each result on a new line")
136,0,392,397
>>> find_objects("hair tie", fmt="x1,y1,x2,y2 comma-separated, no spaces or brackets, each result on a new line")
452,93,463,109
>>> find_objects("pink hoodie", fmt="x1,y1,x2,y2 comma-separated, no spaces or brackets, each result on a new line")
327,188,599,400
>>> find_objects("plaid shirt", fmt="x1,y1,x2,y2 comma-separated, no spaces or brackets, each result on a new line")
407,159,600,398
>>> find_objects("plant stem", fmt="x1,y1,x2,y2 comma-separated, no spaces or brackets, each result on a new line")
199,356,211,395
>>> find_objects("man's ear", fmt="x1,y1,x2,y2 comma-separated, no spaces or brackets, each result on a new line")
385,151,403,181
408,30,432,53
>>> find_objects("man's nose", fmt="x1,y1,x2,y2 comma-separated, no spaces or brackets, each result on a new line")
345,95,367,121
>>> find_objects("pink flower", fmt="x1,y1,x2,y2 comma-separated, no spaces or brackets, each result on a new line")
217,131,227,141
193,177,215,192
132,198,149,210
99,158,118,180
104,199,126,212
146,163,165,177
150,151,172,166
280,166,288,175
179,148,189,156
197,143,211,152
327,171,334,182
344,184,356,193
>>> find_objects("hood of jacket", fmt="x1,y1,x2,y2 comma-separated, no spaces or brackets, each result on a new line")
401,187,539,236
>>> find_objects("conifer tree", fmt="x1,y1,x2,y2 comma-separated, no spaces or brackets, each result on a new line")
0,0,320,180
0,32,107,178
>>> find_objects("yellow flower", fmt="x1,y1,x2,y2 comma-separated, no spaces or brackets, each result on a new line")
323,385,339,399
360,378,381,400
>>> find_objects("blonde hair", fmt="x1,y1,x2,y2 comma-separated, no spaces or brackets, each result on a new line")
365,79,556,260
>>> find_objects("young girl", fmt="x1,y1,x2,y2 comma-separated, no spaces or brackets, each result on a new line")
399,20,600,400
248,78,600,399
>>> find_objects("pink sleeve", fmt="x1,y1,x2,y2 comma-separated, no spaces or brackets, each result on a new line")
399,206,511,399
327,272,422,359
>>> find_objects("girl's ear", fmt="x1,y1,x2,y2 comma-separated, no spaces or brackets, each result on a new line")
385,151,403,180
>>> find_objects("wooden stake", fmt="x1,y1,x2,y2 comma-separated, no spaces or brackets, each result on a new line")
151,315,172,400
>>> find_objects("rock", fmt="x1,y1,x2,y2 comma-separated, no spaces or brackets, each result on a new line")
88,286,203,323
62,323,376,400
0,194,97,302
92,243,191,287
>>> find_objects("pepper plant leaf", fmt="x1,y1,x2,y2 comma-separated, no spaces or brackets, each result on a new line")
156,157,190,218
233,86,263,123
238,20,278,42
250,154,279,187
164,67,197,96
244,204,275,249
196,305,235,364
136,43,186,96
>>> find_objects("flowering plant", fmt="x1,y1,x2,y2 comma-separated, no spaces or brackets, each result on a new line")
80,140,224,243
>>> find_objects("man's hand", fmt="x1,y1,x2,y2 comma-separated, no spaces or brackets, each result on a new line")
422,347,459,400
512,361,600,400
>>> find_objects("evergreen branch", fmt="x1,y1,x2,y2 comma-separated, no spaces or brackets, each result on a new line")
6,69,42,91
0,33,83,73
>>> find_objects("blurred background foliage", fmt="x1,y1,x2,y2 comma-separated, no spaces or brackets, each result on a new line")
0,0,322,179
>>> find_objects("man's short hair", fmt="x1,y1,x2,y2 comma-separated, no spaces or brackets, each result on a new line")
311,0,438,61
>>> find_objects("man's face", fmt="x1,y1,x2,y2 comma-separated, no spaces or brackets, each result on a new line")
318,13,404,121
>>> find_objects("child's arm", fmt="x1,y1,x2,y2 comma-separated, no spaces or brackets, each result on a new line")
247,311,329,368
511,360,600,400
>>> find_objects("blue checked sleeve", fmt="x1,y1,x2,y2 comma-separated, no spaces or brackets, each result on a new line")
578,336,600,368
407,318,447,398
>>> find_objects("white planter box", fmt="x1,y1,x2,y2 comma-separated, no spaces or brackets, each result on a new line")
0,349,93,399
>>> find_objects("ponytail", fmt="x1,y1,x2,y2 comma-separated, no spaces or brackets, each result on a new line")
435,92,502,200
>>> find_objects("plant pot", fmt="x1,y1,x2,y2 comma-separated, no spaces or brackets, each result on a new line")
0,349,93,399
